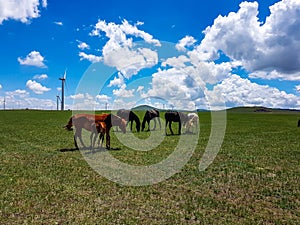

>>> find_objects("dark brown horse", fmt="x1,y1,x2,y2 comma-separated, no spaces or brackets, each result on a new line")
141,109,161,131
64,113,126,150
116,109,141,132
165,111,189,135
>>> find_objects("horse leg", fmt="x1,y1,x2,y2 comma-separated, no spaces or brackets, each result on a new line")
130,120,133,132
165,120,168,135
76,129,86,148
98,133,104,148
74,135,79,149
106,129,110,149
169,121,174,135
147,120,150,131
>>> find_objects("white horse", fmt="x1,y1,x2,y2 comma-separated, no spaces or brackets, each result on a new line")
185,113,199,133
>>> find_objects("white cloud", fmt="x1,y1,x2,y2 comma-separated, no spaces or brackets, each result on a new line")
69,93,110,110
108,72,124,87
33,74,48,80
90,19,159,78
176,36,197,52
0,84,2,90
69,93,85,99
54,21,63,26
195,0,300,81
207,75,300,109
79,52,102,63
136,86,144,93
112,84,135,98
77,41,90,50
96,94,111,103
18,51,46,67
42,0,47,7
26,80,51,94
4,89,56,110
5,89,29,99
0,0,47,24
144,68,205,110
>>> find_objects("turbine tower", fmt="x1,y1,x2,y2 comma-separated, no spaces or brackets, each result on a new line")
3,97,5,110
56,95,61,111
59,69,67,111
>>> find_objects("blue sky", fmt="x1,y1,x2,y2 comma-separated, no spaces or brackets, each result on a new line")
0,0,299,110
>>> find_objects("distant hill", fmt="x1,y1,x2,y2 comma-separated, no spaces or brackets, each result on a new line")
227,106,300,114
132,105,159,111
132,105,300,113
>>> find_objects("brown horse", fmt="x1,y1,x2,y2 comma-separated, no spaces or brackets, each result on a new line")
164,111,189,135
64,113,126,150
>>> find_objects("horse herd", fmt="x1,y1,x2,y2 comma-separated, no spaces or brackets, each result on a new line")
64,109,199,150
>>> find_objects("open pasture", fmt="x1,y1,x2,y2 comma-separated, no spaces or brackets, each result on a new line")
0,109,299,224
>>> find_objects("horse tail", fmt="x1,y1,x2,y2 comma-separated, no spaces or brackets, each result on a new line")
64,116,74,131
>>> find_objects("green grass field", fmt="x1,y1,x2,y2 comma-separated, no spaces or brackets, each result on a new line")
0,109,299,224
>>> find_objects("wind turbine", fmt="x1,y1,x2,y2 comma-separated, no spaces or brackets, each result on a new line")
56,95,61,111
59,69,67,111
3,97,5,110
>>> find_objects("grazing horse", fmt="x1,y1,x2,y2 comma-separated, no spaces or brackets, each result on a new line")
165,111,189,135
117,109,141,132
185,113,199,133
298,119,300,127
141,109,161,131
64,113,126,150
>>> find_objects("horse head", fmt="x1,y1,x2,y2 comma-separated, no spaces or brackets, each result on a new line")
63,124,73,131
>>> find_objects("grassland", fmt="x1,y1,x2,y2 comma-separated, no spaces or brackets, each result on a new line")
0,109,299,224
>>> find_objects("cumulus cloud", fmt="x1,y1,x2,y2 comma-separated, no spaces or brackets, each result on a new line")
18,51,46,67
79,52,102,63
112,84,135,98
77,41,90,50
176,36,197,52
108,72,124,87
26,80,51,94
33,74,48,80
69,93,111,110
4,89,55,109
195,0,300,81
0,84,2,90
207,75,300,109
90,19,159,78
0,0,47,24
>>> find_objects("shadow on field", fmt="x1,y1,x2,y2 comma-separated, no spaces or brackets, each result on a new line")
58,148,79,152
58,147,121,153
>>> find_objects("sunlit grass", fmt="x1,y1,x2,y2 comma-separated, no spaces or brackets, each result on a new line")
0,109,299,224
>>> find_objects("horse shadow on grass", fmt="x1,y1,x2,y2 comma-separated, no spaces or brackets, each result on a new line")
58,146,121,153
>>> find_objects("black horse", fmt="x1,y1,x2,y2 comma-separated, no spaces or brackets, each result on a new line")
298,119,300,127
165,111,189,135
141,109,161,131
117,109,141,132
